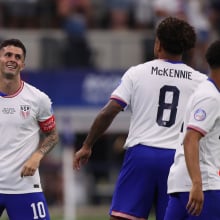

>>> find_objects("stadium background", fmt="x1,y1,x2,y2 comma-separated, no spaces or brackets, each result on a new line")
0,0,219,219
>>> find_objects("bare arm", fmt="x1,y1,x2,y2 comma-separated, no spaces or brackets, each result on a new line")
73,100,123,170
183,129,204,216
21,127,59,177
37,128,59,155
84,100,123,147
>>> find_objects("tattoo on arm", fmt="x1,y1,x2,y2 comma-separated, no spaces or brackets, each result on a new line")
38,128,59,155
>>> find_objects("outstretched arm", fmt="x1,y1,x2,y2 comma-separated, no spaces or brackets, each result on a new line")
73,99,123,170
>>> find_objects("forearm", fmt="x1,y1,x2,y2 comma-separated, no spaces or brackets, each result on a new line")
185,145,202,186
84,112,115,147
184,130,202,186
38,128,59,156
83,101,122,148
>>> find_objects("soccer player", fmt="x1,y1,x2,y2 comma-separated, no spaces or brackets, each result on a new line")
164,40,220,219
0,39,59,219
73,17,207,220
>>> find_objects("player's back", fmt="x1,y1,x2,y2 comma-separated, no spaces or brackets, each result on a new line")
119,59,208,149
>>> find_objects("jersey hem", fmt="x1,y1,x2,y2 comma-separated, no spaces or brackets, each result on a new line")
0,189,43,194
111,210,144,220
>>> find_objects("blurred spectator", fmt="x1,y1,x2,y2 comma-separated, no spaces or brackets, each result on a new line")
56,0,94,68
208,0,220,37
153,0,187,23
105,0,133,30
90,0,106,28
57,0,93,30
62,34,93,68
1,0,39,28
187,0,211,73
132,0,155,29
38,0,59,28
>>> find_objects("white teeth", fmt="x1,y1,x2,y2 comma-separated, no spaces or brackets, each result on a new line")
7,65,15,69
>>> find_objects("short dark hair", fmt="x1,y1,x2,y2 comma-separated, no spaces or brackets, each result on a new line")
0,39,26,58
156,16,196,55
205,40,220,69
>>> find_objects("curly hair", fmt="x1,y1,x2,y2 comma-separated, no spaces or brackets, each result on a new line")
205,40,220,68
156,16,196,55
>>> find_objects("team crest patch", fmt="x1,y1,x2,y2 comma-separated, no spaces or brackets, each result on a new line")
194,108,206,121
20,105,31,119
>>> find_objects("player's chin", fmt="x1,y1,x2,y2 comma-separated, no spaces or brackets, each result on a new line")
4,71,16,79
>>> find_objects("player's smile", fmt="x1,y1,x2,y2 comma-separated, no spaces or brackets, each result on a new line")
6,62,17,70
0,46,25,79
2,61,19,79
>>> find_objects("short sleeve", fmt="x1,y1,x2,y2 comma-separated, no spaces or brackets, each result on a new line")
187,97,219,135
111,67,135,108
37,92,56,132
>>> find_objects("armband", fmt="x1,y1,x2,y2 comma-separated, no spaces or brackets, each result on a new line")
39,115,56,132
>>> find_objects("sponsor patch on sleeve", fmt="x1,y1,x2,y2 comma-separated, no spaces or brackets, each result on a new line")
194,108,206,121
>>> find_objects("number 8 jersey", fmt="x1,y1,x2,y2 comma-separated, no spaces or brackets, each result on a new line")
110,59,207,150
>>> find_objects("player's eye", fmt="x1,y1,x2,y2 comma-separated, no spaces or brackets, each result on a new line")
15,54,22,60
5,52,12,57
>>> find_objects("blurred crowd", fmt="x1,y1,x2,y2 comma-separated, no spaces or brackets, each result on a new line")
0,0,218,33
0,0,219,73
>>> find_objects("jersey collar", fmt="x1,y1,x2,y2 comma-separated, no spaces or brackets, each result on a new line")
0,91,7,96
0,81,24,98
164,60,183,64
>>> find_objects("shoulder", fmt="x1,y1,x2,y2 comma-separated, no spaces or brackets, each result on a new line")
23,82,51,101
194,80,219,102
24,82,48,95
124,60,155,76
194,70,208,80
185,65,208,80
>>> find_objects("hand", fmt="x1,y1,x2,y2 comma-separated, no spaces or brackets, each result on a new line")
73,145,92,170
186,184,204,216
20,152,43,177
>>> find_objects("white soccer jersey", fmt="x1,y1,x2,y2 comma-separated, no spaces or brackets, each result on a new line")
111,59,207,149
0,81,55,194
168,79,220,193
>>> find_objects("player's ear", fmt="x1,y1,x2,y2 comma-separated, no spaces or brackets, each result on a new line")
154,37,161,57
20,62,25,71
157,39,163,52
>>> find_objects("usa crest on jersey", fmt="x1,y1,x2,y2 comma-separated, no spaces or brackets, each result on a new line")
20,105,31,119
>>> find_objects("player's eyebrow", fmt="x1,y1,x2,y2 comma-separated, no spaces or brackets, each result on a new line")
5,52,23,59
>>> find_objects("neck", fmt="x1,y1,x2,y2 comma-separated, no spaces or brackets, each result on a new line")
209,69,220,90
0,78,21,96
159,54,182,62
